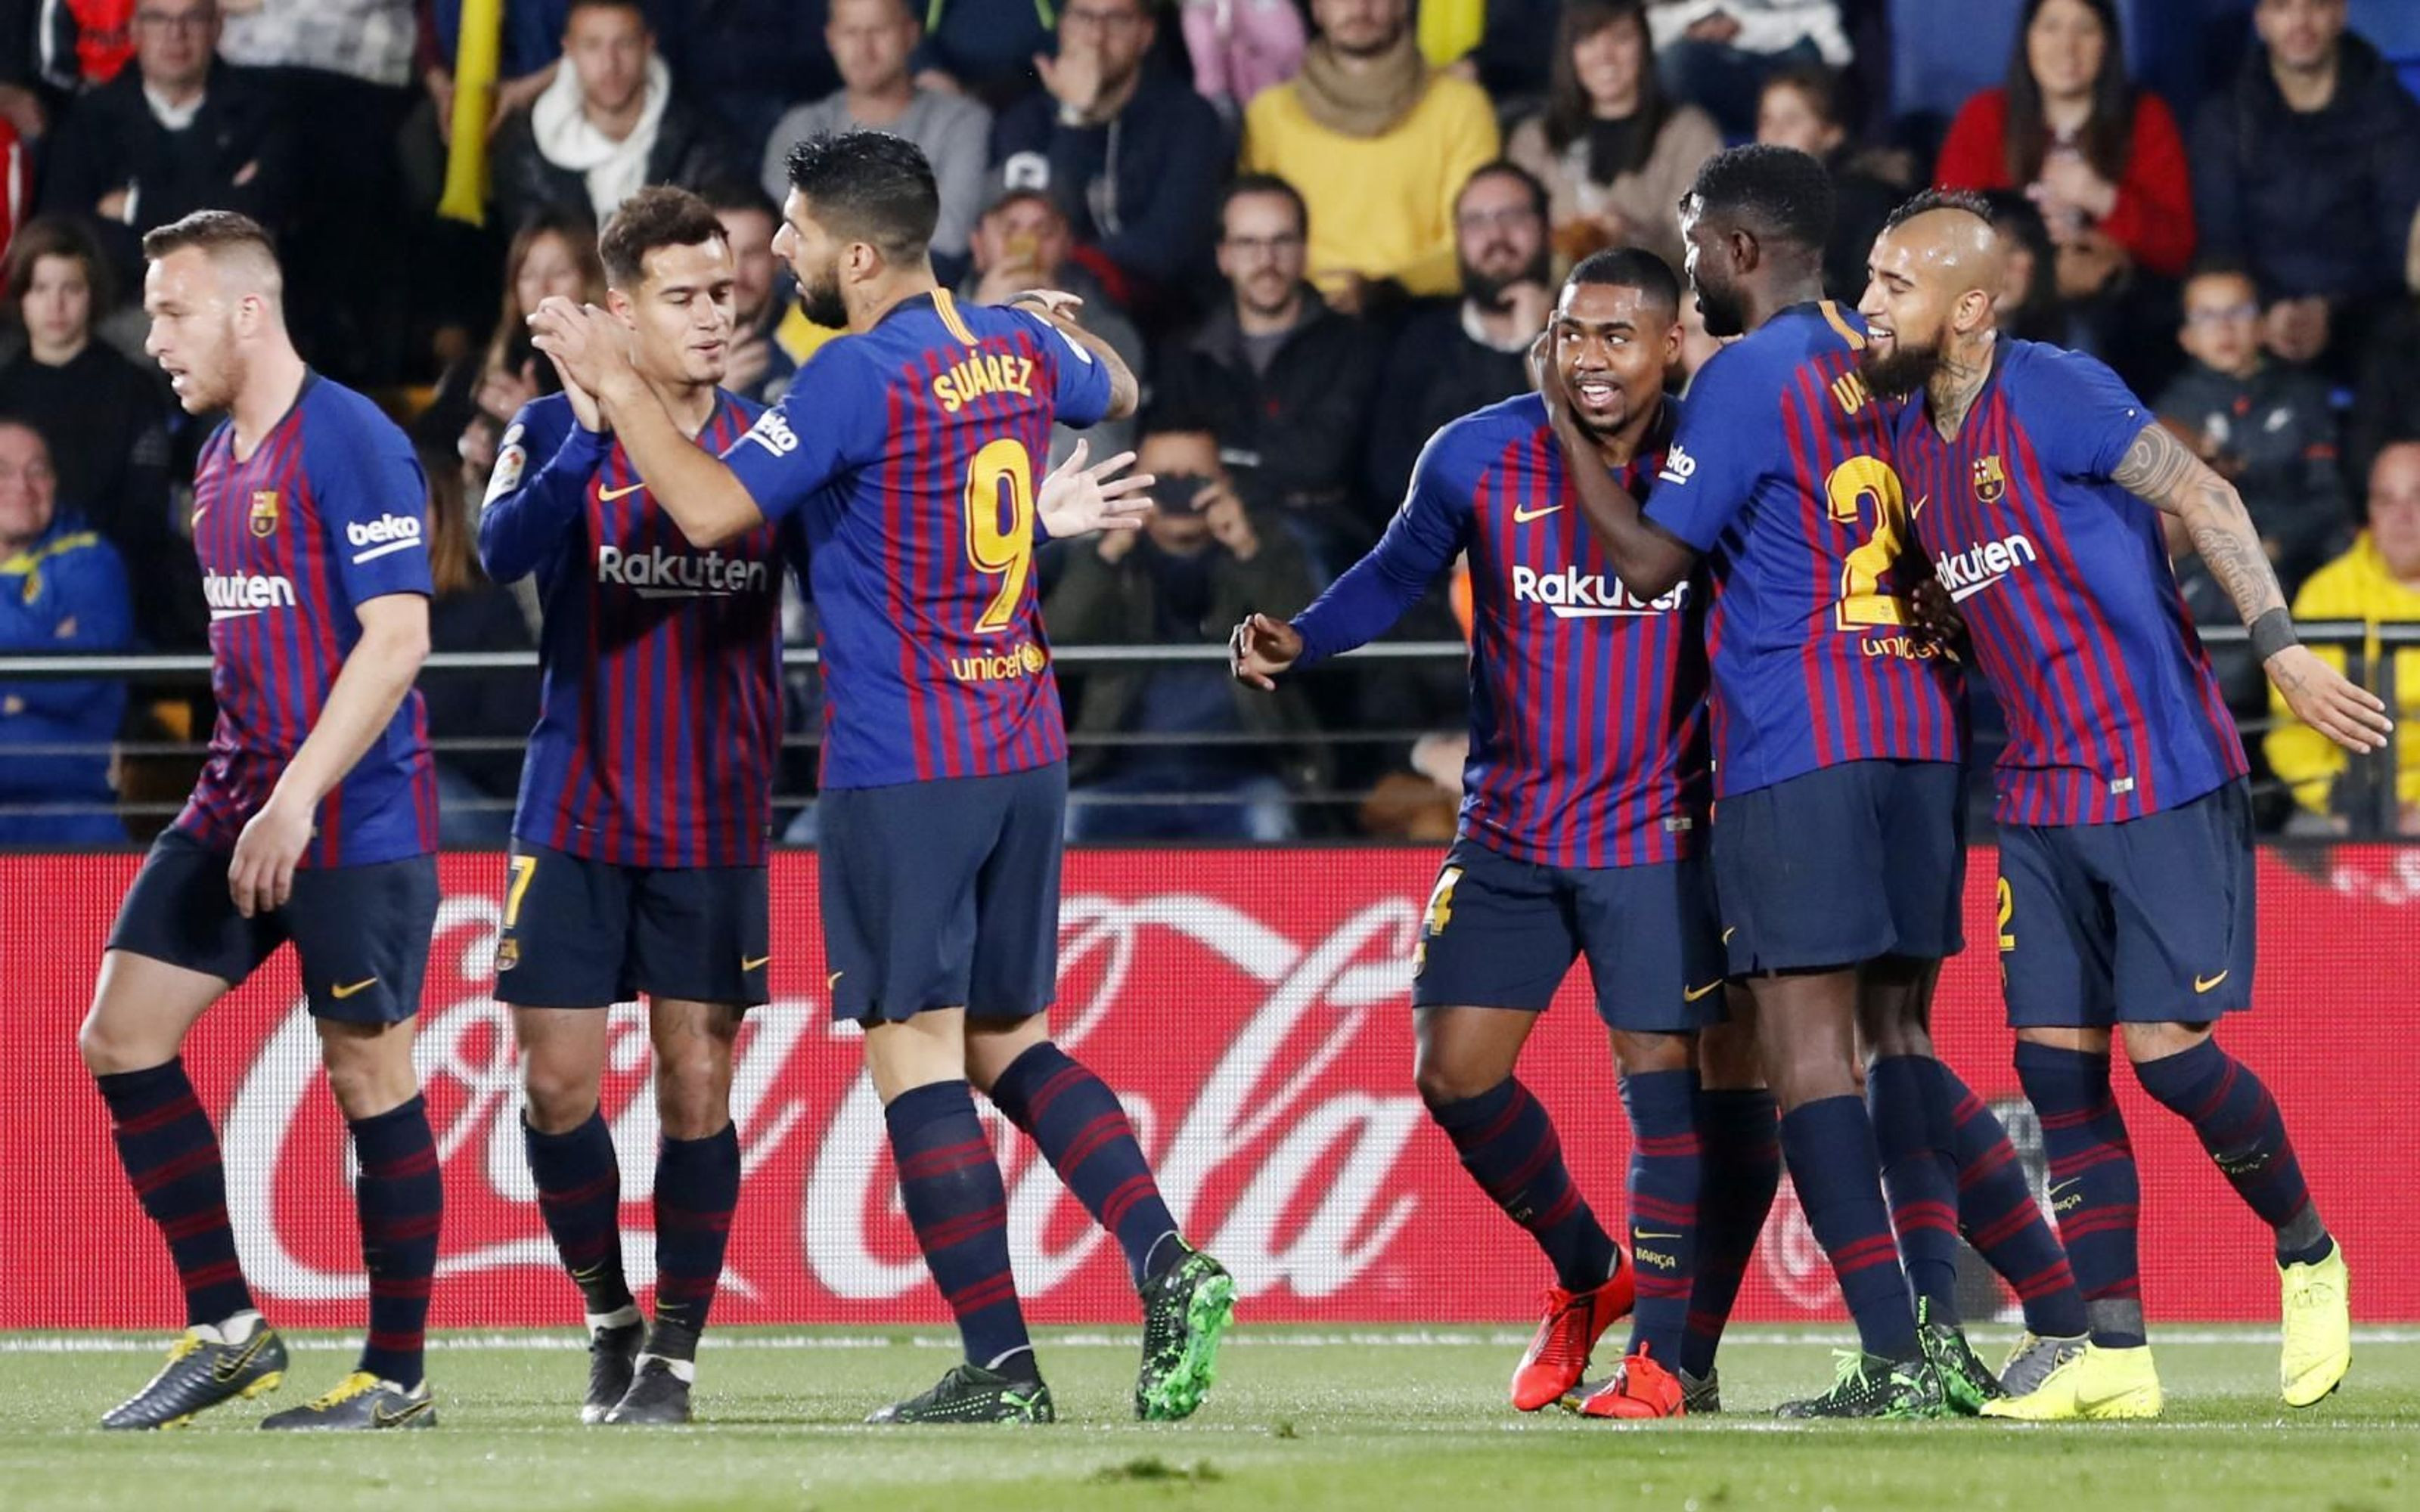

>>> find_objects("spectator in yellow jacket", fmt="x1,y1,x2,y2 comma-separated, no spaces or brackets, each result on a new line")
2266,439,2420,833
1239,0,1500,311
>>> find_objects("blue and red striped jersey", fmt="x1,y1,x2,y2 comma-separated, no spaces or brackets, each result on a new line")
1292,393,1708,868
1891,339,2247,825
179,374,436,866
478,389,787,868
1644,301,1962,798
722,289,1113,789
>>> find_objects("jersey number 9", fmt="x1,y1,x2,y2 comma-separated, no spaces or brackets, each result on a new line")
963,438,1035,636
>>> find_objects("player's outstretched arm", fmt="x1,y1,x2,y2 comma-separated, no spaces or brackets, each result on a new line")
1034,438,1154,539
1230,613,1303,691
227,592,429,918
1008,293,1140,420
528,296,766,547
2114,420,2392,754
1534,336,1696,599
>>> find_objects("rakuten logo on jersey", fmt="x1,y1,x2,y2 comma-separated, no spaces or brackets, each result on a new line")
1512,564,1689,618
203,570,297,621
1934,532,2039,603
597,544,772,599
345,513,424,564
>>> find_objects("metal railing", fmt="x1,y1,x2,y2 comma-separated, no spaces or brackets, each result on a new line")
1,624,2412,839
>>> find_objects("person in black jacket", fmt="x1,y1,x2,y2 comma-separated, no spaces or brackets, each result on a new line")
1153,175,1385,579
2191,0,2420,374
36,0,295,290
488,0,735,231
990,0,1226,318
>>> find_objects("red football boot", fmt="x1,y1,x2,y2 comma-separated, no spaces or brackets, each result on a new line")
1509,1253,1636,1411
1570,1344,1686,1420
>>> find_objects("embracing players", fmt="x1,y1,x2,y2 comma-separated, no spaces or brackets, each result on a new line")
532,132,1235,1424
79,212,444,1430
1860,190,2377,1419
1556,146,2086,1417
479,187,778,1427
1231,249,1773,1421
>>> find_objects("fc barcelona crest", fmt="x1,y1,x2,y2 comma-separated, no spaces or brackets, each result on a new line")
1972,454,2007,504
248,489,281,537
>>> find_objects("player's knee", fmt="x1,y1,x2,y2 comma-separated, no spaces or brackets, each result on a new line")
653,1049,731,1139
321,1052,420,1122
76,1009,157,1077
2121,1020,2211,1065
520,1055,603,1133
1413,1056,1498,1111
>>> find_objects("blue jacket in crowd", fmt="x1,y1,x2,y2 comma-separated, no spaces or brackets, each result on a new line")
0,513,129,846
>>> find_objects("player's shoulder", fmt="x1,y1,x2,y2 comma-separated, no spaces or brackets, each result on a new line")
299,373,408,445
2001,338,2145,417
1422,393,1544,480
715,386,767,427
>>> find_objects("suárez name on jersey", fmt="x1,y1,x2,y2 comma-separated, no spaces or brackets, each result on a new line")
930,352,1036,414
596,544,771,596
1512,564,1689,618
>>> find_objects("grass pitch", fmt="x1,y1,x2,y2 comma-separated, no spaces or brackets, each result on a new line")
2,1327,2413,1512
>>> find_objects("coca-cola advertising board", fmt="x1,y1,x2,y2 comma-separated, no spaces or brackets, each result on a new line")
4,846,2416,1330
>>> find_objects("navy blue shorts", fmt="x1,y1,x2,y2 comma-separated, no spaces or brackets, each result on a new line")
1412,838,1727,1033
106,827,438,1024
818,762,1066,1025
1997,780,2255,1028
490,843,769,1009
1712,758,1967,976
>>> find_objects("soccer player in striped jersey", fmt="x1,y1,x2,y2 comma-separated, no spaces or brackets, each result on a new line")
1232,248,1767,1421
478,187,782,1428
1861,191,2383,1420
81,212,443,1430
1555,146,2061,1418
531,131,1234,1427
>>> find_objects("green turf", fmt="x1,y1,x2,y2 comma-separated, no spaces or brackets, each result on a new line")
2,1328,2412,1512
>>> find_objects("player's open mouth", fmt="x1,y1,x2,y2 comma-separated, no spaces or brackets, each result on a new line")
1575,380,1615,406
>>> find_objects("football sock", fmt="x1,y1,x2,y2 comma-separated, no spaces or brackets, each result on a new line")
1867,1055,1962,1327
985,1043,1181,1286
2015,1043,2145,1348
95,1058,256,1328
1619,1069,1701,1361
1682,1087,1779,1378
650,1122,741,1350
1938,1061,2086,1337
2131,1039,2329,1266
524,1107,634,1318
351,1095,442,1389
1425,1077,1618,1294
1779,1095,1919,1361
886,1080,1035,1380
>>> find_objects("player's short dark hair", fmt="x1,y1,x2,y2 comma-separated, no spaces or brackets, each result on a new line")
1566,246,1680,316
6,215,114,317
1684,144,1835,257
1221,174,1308,240
697,178,780,224
1457,160,1549,222
1879,185,1995,237
783,131,940,265
141,209,279,269
598,186,728,290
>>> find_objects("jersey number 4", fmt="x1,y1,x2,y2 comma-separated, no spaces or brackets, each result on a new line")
963,438,1035,635
1825,454,1913,632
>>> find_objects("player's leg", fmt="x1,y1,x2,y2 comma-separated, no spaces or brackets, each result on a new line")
1409,842,1625,1412
826,773,1047,1424
2105,784,2346,1408
1985,822,2158,1421
496,845,643,1423
969,759,1231,1422
82,831,290,1430
605,863,768,1424
262,854,444,1430
1717,766,1935,1419
1678,995,1777,1412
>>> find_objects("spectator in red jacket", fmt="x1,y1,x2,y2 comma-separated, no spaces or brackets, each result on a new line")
1934,0,2192,297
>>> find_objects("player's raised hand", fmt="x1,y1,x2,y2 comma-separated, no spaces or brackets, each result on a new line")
2267,645,2395,755
527,296,632,405
227,794,312,919
1035,438,1153,538
1907,575,1967,660
550,355,606,434
1008,287,1086,321
1230,612,1302,691
1528,330,1571,431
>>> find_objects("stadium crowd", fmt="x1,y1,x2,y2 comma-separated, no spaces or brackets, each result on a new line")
1,0,2417,844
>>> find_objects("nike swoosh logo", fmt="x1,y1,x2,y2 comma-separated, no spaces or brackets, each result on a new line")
742,954,771,971
330,977,378,999
1683,981,1723,1002
211,1331,271,1382
1634,1231,1683,1241
1720,927,1736,944
1913,494,1931,516
1511,503,1564,523
2194,970,2229,993
372,1398,434,1427
598,482,647,501
827,971,844,990
2046,1179,2080,1201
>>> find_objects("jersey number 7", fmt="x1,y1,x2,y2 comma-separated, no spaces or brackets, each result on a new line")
963,438,1035,636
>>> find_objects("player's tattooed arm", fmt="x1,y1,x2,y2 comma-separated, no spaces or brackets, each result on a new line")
1533,333,1696,598
1011,296,1140,420
2114,420,2391,754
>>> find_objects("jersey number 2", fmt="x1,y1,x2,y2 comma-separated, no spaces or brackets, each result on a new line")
963,438,1035,635
1825,454,1912,631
